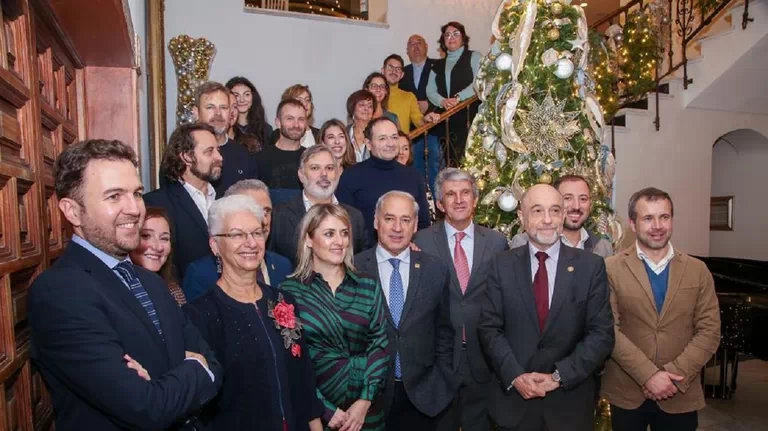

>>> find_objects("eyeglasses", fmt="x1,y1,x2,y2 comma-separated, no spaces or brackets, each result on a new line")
368,83,388,91
444,31,462,40
385,64,403,73
214,230,265,243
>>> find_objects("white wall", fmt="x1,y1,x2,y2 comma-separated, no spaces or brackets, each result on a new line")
609,83,768,257
127,0,150,187
163,0,499,133
710,129,768,260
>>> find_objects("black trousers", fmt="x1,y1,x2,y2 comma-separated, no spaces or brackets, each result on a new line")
611,400,698,431
436,349,491,431
386,381,436,431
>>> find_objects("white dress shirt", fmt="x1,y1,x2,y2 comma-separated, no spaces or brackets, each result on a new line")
300,128,316,148
528,240,561,307
302,191,339,212
561,227,590,250
445,221,475,272
181,181,216,223
376,245,411,304
636,241,675,275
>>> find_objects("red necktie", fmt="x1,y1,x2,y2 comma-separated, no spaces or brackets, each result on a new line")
454,232,470,294
533,251,550,331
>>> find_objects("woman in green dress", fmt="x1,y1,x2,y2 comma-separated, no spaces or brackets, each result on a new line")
280,204,389,431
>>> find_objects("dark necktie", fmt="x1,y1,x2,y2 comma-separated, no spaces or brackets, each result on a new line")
533,251,550,331
115,261,164,339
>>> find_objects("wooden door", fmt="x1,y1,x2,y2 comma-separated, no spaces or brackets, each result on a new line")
0,0,84,429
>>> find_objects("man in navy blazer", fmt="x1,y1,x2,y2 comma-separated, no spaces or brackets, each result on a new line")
144,123,223,279
29,139,222,431
182,179,293,301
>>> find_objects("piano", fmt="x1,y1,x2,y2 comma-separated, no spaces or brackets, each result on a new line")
694,256,768,399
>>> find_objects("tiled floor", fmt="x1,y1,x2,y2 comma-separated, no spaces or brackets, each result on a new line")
698,359,768,430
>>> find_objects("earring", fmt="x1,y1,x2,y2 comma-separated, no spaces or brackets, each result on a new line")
216,255,222,274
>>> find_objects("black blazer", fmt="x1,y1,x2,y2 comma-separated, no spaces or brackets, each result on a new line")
269,195,369,265
478,243,614,431
414,222,509,383
211,138,260,197
401,58,437,106
144,182,211,279
28,241,222,431
355,248,456,418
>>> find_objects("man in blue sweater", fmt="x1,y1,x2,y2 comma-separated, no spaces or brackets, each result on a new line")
337,117,430,244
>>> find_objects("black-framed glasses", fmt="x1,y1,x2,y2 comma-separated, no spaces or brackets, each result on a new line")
385,64,403,73
214,230,265,243
368,83,388,91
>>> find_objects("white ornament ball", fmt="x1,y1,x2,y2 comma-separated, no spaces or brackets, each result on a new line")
554,58,575,79
495,53,514,71
497,191,519,212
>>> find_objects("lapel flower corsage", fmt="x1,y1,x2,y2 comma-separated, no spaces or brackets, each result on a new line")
268,293,303,357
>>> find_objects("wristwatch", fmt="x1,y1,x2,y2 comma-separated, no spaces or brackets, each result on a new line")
552,369,562,386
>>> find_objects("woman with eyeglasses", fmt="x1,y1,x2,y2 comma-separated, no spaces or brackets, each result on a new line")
184,195,323,430
280,204,389,430
345,90,376,163
270,84,321,148
426,21,481,167
362,72,401,129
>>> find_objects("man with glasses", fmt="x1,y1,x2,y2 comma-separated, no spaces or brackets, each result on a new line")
382,54,440,134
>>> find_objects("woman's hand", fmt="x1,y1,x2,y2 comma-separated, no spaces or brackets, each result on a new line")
340,399,370,431
441,97,459,109
309,418,324,431
422,112,441,124
124,354,151,381
327,408,348,429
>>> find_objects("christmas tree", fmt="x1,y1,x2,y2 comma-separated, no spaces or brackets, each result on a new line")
464,0,622,245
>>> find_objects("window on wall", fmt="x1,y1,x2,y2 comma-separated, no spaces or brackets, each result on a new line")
245,0,388,24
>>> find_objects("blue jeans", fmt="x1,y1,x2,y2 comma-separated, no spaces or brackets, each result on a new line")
412,133,442,199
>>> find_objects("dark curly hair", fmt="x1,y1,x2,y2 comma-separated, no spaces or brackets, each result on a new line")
160,123,216,182
438,21,470,53
226,76,268,148
54,139,138,202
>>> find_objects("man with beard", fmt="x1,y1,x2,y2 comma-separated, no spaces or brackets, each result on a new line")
414,168,508,431
478,184,614,431
28,139,222,431
145,123,223,279
256,99,307,205
192,81,259,196
510,175,613,257
601,188,720,431
270,145,368,265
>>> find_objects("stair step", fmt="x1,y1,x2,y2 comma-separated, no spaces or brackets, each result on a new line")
617,108,653,117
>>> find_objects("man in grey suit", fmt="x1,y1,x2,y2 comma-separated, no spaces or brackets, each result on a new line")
414,168,508,431
355,191,455,430
478,184,614,431
509,175,613,257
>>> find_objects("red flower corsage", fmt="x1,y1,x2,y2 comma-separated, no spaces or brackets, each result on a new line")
268,293,303,356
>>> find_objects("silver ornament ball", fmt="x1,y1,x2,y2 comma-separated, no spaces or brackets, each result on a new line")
495,53,514,71
554,58,575,79
497,192,519,212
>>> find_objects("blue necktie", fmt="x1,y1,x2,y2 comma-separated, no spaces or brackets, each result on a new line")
389,258,404,379
115,261,164,340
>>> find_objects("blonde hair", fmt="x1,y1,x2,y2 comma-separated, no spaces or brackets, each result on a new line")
290,203,356,281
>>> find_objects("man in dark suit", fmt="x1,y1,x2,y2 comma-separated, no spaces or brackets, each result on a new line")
28,139,222,431
182,179,292,301
271,145,367,265
400,34,442,199
192,81,259,197
478,184,614,431
144,123,222,279
414,168,508,431
355,191,455,430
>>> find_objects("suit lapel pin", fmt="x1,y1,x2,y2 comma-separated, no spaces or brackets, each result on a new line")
238,169,243,174
567,266,574,272
415,263,421,269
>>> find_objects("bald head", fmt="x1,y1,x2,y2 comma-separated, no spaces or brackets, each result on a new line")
518,184,565,250
407,34,428,64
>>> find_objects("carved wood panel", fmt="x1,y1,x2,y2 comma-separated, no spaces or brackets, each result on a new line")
0,0,84,430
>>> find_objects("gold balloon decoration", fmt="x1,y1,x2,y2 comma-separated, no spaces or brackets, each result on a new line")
551,2,564,16
538,172,553,184
547,28,561,41
168,35,217,125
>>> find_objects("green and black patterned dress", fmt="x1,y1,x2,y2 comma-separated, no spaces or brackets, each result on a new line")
280,269,389,430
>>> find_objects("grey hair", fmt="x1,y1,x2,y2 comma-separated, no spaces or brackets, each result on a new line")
224,179,270,197
299,144,339,171
434,168,479,202
374,191,419,218
208,195,265,235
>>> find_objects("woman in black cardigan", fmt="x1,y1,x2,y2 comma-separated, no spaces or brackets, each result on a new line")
184,195,323,430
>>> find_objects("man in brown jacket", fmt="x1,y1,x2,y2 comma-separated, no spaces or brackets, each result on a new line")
602,187,720,431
